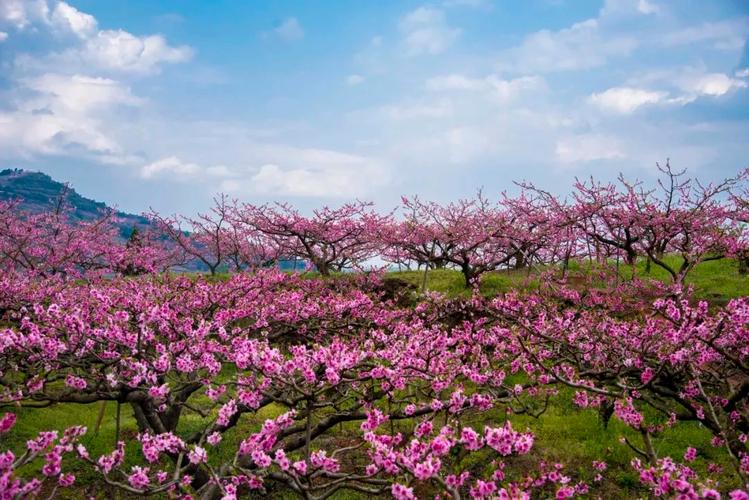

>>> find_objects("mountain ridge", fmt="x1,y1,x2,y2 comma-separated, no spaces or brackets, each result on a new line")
0,168,149,237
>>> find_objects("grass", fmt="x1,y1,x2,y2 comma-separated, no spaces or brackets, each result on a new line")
389,255,749,302
5,256,746,498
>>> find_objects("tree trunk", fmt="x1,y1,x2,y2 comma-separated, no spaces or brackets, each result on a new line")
739,252,749,275
314,259,330,276
461,264,475,288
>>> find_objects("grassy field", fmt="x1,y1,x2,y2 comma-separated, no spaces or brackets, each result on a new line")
4,256,746,498
390,255,749,301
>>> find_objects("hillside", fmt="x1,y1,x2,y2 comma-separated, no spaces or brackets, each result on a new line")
0,168,149,238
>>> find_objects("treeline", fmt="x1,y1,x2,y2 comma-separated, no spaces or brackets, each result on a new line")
1,162,748,286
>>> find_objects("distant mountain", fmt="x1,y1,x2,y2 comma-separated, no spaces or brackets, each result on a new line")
0,168,149,238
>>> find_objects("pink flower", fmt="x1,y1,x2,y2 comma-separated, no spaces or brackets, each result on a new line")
640,367,654,385
0,413,16,434
58,473,75,487
188,446,208,464
127,466,150,490
64,374,87,390
391,483,416,500
412,456,441,480
207,432,222,446
292,460,307,475
470,479,497,498
460,427,483,451
414,420,433,438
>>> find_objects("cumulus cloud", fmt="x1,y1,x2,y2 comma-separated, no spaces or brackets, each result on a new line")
0,1,192,167
74,30,191,74
21,29,193,76
0,74,141,164
0,0,49,30
24,73,142,112
2,1,192,75
589,87,667,113
49,1,96,38
399,7,460,56
273,17,304,41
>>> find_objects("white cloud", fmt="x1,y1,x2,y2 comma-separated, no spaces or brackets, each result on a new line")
660,19,749,51
138,144,390,199
49,1,96,39
25,73,142,112
140,157,202,179
737,68,749,79
677,72,748,97
140,157,235,180
627,67,749,104
399,7,460,56
636,0,660,15
0,0,49,30
589,87,667,113
0,73,141,163
250,160,388,198
2,1,192,75
273,17,304,41
426,74,544,103
72,30,192,74
0,31,7,42
497,19,637,73
0,1,194,169
555,134,626,164
600,0,659,17
346,74,365,86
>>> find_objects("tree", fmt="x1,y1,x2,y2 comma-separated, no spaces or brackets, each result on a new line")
390,194,523,287
149,194,240,275
237,201,389,276
0,196,120,279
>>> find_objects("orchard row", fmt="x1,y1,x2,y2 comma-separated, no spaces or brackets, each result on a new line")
2,163,749,286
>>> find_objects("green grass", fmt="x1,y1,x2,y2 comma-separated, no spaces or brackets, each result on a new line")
386,267,540,298
389,256,749,302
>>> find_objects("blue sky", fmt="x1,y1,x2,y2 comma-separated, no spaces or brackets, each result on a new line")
0,0,747,215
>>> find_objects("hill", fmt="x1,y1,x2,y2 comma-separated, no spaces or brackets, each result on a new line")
0,168,149,238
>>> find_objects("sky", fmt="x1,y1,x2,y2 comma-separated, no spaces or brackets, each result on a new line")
0,0,748,216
